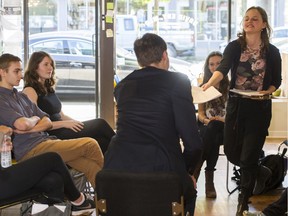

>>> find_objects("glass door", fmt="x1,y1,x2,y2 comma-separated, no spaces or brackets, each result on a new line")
1,0,101,121
27,0,98,105
0,0,22,57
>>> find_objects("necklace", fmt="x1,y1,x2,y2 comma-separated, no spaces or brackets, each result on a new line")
247,43,262,52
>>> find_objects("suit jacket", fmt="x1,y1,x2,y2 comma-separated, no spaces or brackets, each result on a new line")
104,66,203,183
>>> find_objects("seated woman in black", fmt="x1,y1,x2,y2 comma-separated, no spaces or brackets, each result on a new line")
0,125,95,215
193,51,229,198
22,51,115,154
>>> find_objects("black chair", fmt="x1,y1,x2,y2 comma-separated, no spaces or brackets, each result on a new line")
225,160,241,195
219,148,240,195
0,189,66,215
69,167,94,195
0,190,42,214
95,170,185,216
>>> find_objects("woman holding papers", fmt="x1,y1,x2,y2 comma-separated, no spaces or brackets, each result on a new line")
194,51,229,198
202,6,282,216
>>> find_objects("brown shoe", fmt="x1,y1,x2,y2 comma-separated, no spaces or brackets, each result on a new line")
205,170,217,198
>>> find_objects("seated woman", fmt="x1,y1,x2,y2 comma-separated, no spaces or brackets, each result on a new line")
193,51,229,198
22,51,115,154
0,125,95,216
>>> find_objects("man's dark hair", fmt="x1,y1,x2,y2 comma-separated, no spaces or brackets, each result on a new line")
0,53,21,81
133,33,167,67
0,53,21,70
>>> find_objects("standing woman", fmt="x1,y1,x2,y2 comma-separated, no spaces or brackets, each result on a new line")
194,51,229,198
202,6,282,216
23,51,115,154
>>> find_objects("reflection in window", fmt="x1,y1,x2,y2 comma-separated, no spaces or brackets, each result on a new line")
30,41,64,54
67,40,93,56
123,18,136,31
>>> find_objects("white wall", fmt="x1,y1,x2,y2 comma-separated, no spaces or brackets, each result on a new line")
268,52,288,138
268,99,288,138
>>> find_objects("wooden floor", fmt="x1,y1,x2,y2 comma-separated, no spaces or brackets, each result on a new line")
1,138,287,216
194,137,287,216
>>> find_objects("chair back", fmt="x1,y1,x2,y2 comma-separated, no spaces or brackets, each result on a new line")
95,170,184,216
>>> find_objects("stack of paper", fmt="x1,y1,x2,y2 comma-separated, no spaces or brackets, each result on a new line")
191,86,222,104
229,88,265,97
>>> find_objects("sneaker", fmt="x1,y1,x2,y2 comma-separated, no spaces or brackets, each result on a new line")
71,194,95,216
243,210,266,216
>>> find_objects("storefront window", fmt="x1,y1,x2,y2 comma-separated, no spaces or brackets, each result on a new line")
115,0,288,87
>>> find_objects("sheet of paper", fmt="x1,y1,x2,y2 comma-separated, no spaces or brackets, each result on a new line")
31,204,49,214
31,203,66,214
229,88,265,97
192,86,222,104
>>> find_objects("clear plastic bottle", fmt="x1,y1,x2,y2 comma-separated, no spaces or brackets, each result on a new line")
1,135,12,168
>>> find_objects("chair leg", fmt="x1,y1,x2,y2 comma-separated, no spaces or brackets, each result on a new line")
226,159,240,195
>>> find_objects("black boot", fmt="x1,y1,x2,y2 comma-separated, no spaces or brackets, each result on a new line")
236,192,249,216
205,170,217,198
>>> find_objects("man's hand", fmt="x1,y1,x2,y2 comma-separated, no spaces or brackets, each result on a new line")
0,126,13,151
14,116,52,134
0,125,13,136
191,175,197,189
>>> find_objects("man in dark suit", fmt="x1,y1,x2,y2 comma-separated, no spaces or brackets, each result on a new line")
104,33,203,215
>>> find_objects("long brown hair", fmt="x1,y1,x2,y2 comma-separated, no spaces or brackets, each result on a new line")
237,6,272,56
24,51,56,95
202,51,229,103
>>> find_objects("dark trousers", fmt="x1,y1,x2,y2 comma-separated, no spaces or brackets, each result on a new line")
198,120,224,171
262,188,287,216
49,118,115,154
0,152,80,202
183,174,197,215
224,97,272,199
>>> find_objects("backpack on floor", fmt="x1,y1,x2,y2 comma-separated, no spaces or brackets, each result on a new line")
255,141,287,194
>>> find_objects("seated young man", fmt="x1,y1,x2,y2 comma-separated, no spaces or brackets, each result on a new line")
0,53,103,189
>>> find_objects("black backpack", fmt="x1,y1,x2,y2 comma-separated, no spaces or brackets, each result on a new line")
257,141,287,194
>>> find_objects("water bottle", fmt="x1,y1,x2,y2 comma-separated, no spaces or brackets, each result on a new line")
1,135,12,168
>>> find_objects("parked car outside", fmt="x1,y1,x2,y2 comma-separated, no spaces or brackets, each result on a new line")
24,31,197,101
116,14,195,57
271,37,288,53
115,15,139,51
272,26,288,38
139,22,195,57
